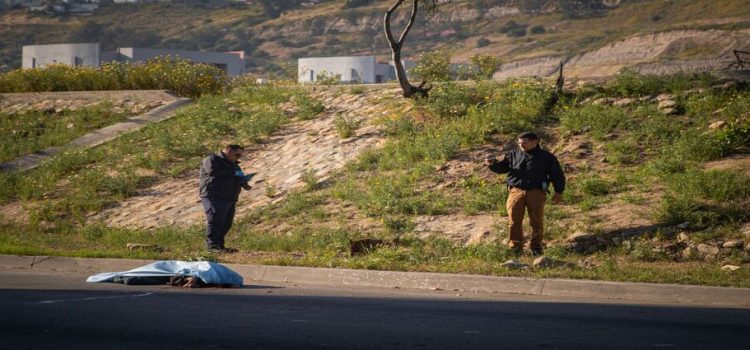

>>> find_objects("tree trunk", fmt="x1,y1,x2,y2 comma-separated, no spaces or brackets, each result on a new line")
384,0,431,98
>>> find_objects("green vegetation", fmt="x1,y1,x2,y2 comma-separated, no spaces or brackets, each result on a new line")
411,50,452,83
0,84,323,226
2,71,750,287
0,103,129,162
0,58,226,98
333,114,361,138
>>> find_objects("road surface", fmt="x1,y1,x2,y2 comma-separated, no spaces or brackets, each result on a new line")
1,269,749,349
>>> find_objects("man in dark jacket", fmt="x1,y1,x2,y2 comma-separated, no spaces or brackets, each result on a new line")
199,144,253,252
486,132,565,255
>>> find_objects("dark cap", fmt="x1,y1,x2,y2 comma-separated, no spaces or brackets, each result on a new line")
517,132,539,140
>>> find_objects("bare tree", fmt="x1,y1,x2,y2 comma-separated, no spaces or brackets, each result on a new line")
384,0,443,98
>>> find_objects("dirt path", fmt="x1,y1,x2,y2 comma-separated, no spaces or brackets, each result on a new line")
93,87,405,229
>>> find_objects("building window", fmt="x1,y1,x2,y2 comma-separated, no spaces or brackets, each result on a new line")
376,75,383,83
32,58,36,69
309,70,314,82
74,57,83,66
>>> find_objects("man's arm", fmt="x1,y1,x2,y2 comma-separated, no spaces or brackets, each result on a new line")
487,153,511,174
549,155,565,203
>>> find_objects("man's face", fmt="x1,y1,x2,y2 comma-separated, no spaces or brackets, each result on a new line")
517,138,538,152
224,148,244,162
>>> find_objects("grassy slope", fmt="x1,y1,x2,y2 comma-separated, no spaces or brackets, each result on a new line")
1,73,749,287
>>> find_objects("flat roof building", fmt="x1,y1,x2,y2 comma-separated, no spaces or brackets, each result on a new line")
22,43,245,76
298,56,396,84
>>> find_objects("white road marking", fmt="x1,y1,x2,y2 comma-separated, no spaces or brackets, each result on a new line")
35,292,154,305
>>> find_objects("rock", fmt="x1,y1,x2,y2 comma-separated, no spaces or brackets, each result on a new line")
613,98,634,107
657,100,677,109
697,243,720,256
532,256,571,268
501,260,529,270
656,93,673,102
711,107,726,116
660,107,678,115
567,231,596,242
708,121,727,130
681,246,698,260
578,255,601,268
592,97,617,106
703,253,718,261
466,230,491,246
721,265,740,272
66,123,75,129
722,240,744,249
677,232,690,243
720,81,737,90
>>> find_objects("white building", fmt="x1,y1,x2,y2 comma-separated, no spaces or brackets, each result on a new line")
22,43,246,76
22,43,100,69
298,56,396,84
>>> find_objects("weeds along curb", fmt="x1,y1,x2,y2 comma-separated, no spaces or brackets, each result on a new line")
3,255,749,307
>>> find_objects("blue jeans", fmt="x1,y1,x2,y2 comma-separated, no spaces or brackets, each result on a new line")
201,198,237,249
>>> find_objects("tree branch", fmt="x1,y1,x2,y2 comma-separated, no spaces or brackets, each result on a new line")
398,0,419,46
384,0,405,51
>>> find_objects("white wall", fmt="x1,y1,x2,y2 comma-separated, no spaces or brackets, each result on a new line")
22,43,100,69
298,56,378,84
116,47,245,76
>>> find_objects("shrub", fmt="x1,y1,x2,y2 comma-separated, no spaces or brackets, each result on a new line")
315,70,341,85
605,69,717,97
560,104,630,139
295,94,325,120
411,50,451,82
658,169,750,228
0,57,226,98
476,37,491,48
530,25,546,35
469,54,499,80
500,20,527,37
578,175,613,197
418,82,478,118
334,114,362,139
460,175,507,215
605,138,640,165
301,168,320,191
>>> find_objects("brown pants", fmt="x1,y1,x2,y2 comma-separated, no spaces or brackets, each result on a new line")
506,188,546,249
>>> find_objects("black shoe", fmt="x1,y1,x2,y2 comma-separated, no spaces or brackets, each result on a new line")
221,247,239,253
530,247,544,256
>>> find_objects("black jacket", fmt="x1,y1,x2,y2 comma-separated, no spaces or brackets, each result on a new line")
488,146,565,194
199,152,244,201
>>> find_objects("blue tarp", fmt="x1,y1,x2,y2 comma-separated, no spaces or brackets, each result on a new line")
86,260,243,287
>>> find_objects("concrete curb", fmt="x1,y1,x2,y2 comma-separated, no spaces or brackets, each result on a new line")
2,255,748,307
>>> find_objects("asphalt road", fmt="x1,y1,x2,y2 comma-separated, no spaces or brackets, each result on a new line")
1,270,749,350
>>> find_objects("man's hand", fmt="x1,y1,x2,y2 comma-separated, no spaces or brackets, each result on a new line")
484,157,498,166
552,193,564,204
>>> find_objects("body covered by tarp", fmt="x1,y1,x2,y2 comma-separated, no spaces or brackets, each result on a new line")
86,260,243,287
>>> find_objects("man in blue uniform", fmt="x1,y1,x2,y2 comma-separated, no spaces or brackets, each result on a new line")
199,145,253,252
